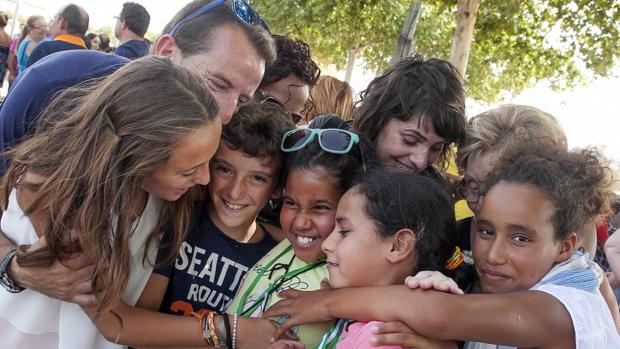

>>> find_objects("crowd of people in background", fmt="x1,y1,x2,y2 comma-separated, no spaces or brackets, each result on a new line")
0,2,151,91
0,1,618,349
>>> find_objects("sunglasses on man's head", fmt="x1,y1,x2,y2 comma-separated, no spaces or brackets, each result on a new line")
169,0,270,36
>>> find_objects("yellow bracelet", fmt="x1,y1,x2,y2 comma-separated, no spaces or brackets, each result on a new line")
445,246,465,270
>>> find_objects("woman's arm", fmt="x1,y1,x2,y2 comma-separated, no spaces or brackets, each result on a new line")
86,300,279,348
263,286,574,348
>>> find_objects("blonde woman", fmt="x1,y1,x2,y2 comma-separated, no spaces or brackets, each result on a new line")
16,15,47,73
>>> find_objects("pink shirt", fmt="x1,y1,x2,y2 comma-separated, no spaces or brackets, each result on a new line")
337,321,405,349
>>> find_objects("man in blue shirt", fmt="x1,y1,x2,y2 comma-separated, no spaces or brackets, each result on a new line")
27,4,88,67
114,2,150,60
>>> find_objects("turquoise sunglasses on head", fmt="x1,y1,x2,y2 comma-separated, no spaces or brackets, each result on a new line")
281,128,360,154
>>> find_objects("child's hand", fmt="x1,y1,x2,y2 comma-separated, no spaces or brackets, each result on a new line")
268,339,305,349
262,288,337,341
405,271,463,295
371,321,459,349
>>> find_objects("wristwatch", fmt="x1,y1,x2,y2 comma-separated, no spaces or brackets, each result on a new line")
0,248,25,293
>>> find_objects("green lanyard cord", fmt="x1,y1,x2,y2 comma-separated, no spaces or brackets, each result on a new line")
317,319,352,349
235,245,326,316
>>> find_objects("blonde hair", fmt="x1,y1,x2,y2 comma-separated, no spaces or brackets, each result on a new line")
306,75,354,122
17,15,45,47
1,56,219,312
456,104,567,172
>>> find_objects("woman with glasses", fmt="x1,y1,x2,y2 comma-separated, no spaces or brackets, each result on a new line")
16,15,48,74
454,104,568,249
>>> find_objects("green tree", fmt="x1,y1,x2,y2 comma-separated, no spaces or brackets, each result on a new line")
416,0,620,101
250,0,410,82
253,0,619,102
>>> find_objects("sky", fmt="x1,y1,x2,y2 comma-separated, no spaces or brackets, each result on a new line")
0,0,189,34
3,0,619,165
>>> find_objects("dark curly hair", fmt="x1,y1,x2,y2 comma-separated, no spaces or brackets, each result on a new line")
483,147,615,240
353,53,466,170
261,34,320,87
222,102,295,186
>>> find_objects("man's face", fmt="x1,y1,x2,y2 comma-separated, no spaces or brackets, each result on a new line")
169,24,266,124
114,16,123,39
49,14,63,38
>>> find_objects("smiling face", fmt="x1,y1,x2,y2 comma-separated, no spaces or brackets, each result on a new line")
473,181,574,294
174,24,265,124
280,167,342,263
322,188,406,289
375,116,447,173
141,123,221,201
207,140,279,238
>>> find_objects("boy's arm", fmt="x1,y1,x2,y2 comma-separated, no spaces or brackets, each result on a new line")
264,286,574,348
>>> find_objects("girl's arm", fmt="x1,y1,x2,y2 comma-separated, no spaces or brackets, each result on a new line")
263,285,574,348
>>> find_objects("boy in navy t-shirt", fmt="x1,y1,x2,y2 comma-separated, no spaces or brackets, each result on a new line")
137,103,295,315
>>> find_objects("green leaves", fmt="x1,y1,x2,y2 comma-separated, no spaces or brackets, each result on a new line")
251,0,620,103
251,0,409,71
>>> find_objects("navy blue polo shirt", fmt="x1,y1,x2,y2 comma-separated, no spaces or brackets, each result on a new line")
0,50,129,176
115,40,149,60
27,40,85,68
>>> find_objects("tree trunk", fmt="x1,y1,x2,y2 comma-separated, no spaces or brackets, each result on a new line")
344,45,365,83
390,2,423,66
450,0,482,77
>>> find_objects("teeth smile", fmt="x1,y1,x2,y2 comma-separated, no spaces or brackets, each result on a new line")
296,235,317,246
223,200,245,210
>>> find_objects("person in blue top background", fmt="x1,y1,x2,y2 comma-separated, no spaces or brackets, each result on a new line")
27,4,88,68
114,2,151,60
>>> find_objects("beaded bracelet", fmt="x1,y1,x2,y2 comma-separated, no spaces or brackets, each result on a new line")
207,311,221,347
232,313,239,349
191,310,214,345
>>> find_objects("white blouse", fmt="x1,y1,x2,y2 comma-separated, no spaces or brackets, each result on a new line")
0,188,161,349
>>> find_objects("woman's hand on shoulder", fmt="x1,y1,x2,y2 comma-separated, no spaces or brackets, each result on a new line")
405,271,463,295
